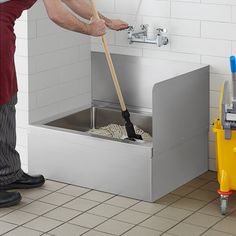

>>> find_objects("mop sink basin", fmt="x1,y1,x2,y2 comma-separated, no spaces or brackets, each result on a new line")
28,53,210,202
45,106,152,143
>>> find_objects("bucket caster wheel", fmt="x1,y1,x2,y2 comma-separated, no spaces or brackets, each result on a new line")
218,190,233,215
220,196,228,215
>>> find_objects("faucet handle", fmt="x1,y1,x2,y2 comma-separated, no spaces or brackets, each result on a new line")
128,25,134,31
156,28,167,34
140,24,149,30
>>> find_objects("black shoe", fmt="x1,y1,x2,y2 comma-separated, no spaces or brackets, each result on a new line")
0,172,45,190
0,191,21,208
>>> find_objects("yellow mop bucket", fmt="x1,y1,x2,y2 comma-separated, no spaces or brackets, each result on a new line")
213,56,236,215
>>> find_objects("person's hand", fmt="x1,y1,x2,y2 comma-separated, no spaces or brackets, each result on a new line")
88,18,106,36
106,19,129,31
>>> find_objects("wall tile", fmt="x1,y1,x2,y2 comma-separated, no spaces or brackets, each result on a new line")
210,74,229,91
171,2,231,22
171,36,231,57
201,21,236,41
210,91,220,108
202,0,236,5
143,49,201,63
201,56,230,75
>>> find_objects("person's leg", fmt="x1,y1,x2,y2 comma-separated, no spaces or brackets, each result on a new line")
0,94,45,190
0,94,23,186
0,95,22,207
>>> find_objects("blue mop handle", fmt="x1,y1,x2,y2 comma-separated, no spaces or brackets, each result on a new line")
230,56,236,73
230,56,236,108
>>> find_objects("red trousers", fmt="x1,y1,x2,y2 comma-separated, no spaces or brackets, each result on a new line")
0,0,36,105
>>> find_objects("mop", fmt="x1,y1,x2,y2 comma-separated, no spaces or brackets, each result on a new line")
89,124,152,142
89,0,151,142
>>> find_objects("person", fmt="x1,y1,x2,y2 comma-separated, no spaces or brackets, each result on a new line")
0,0,128,207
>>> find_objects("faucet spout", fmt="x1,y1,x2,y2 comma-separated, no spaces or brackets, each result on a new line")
127,25,168,47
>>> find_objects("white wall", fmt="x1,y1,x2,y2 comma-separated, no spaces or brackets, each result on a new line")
15,1,91,171
92,0,236,171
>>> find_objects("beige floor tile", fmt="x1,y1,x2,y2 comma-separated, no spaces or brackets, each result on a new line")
162,234,176,236
19,188,51,200
0,208,14,217
20,201,57,215
184,212,221,228
40,180,67,191
167,222,206,236
156,206,192,221
226,209,236,221
171,185,196,196
83,230,114,235
199,171,217,181
155,194,181,206
186,178,209,188
198,203,228,217
0,221,17,235
171,197,206,211
200,181,219,192
23,216,62,232
211,198,221,205
57,185,90,197
113,209,150,224
186,189,218,202
0,210,37,225
39,192,75,206
44,207,82,222
105,196,139,208
69,212,107,228
130,202,166,215
4,226,42,236
202,229,235,236
95,219,133,235
213,218,236,235
140,215,178,231
123,226,162,236
80,190,114,202
88,203,124,218
49,223,89,236
63,197,100,212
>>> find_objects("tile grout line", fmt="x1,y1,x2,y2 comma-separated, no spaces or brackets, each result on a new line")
78,180,209,236
0,181,73,235
21,176,213,235
1,173,220,236
119,177,217,236
159,178,228,235
44,194,128,236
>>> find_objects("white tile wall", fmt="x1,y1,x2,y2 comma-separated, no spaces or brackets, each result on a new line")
15,1,91,169
92,0,236,171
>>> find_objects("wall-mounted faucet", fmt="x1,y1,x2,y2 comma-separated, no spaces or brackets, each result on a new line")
128,24,168,47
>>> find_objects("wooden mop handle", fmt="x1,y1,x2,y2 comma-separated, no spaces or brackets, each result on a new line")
90,0,127,112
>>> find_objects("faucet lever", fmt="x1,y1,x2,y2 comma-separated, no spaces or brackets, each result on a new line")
140,24,149,31
156,28,167,34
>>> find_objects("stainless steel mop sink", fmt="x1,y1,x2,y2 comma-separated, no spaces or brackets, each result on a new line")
45,107,152,140
29,53,209,202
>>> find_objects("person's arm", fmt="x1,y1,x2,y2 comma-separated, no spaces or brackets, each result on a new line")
62,0,129,31
43,0,106,36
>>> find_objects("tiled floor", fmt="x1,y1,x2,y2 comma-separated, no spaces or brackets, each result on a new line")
0,171,236,236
